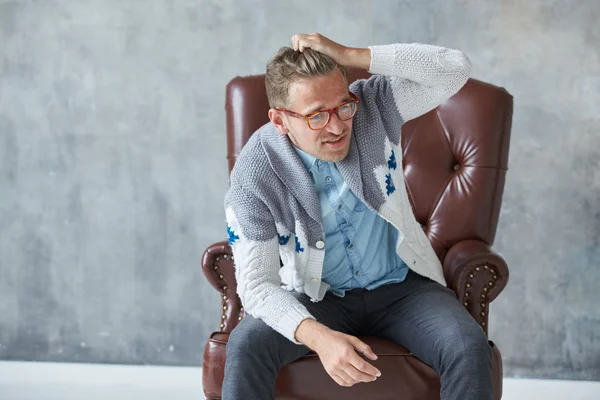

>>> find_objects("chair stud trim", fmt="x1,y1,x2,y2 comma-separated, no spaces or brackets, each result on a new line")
463,262,502,335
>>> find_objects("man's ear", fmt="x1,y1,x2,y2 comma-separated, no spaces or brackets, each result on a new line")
268,109,289,136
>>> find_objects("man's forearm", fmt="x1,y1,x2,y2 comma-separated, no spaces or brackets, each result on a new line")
368,43,471,84
342,47,371,71
294,318,331,351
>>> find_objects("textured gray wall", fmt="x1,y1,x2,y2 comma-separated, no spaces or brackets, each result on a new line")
1,0,598,380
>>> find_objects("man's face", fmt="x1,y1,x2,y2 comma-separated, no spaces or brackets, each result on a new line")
270,69,354,162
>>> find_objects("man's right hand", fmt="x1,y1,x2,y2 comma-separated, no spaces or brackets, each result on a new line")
295,319,382,387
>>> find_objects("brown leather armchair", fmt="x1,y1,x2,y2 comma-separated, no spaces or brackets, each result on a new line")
202,69,513,400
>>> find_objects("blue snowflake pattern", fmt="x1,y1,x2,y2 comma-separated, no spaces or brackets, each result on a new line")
295,236,305,253
385,173,396,196
278,234,291,245
388,150,397,170
226,224,239,245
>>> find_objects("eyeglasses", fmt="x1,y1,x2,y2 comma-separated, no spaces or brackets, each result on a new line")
276,92,360,130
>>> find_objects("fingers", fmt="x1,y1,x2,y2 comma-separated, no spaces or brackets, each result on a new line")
363,346,378,361
349,353,381,380
348,337,381,377
349,336,379,361
332,359,379,387
333,370,354,387
291,34,307,52
345,362,379,383
291,33,320,52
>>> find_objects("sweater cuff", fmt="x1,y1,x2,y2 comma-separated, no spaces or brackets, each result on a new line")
275,304,316,345
368,44,398,76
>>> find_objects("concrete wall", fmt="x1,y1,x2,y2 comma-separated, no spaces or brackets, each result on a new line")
0,0,598,380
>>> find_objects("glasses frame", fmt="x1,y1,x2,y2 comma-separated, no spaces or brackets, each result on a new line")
275,92,360,131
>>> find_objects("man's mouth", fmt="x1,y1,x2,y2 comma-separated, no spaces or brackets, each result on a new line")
323,135,347,149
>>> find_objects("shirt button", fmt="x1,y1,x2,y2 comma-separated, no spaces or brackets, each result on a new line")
316,240,325,249
355,271,360,277
348,243,354,249
326,176,332,183
337,204,343,210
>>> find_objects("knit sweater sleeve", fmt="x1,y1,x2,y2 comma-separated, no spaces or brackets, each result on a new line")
366,43,471,122
224,179,316,344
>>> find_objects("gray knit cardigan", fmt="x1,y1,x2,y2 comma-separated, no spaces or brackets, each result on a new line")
224,43,471,343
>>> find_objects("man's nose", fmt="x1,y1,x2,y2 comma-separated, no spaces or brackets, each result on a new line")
326,113,344,135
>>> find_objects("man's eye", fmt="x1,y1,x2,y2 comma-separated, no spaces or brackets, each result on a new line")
310,113,325,121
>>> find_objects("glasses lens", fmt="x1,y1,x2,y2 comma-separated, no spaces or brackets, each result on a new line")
337,103,357,120
308,112,329,129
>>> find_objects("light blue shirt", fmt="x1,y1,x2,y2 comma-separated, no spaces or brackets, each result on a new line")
294,147,408,297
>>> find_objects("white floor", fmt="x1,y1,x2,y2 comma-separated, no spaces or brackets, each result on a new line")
0,361,598,400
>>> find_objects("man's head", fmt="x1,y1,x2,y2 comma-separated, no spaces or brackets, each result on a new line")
266,47,357,162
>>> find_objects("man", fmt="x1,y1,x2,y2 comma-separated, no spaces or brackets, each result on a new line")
222,33,492,400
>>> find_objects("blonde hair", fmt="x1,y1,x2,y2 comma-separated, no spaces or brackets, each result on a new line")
265,47,348,108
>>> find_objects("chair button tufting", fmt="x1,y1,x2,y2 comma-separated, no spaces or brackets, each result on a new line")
316,240,325,249
453,164,461,172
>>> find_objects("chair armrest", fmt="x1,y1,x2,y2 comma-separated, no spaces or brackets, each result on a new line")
443,240,509,334
201,241,244,333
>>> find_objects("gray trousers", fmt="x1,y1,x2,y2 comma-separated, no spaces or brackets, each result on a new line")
222,270,493,400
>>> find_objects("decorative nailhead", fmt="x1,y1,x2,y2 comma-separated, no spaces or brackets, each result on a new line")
465,292,469,297
216,257,220,261
222,315,226,319
219,274,224,279
238,316,242,320
484,265,488,269
223,306,227,310
481,312,485,316
223,286,228,291
488,282,493,286
481,293,486,298
476,267,480,271
469,274,474,278
223,255,228,259
213,266,218,270
490,269,494,274
481,303,486,308
466,283,471,288
493,275,497,280
483,287,488,292
482,322,486,326
223,295,227,300
240,307,244,311
220,323,225,328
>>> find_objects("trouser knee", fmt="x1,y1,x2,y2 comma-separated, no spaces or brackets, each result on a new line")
445,326,492,371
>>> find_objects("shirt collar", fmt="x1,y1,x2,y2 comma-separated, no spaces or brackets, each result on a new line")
293,145,318,171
